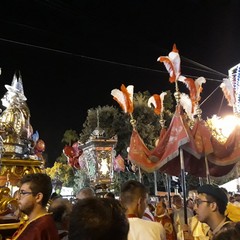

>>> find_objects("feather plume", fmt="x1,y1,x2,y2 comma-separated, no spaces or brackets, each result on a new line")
180,93,196,120
178,76,206,113
195,76,206,101
111,84,134,113
157,44,181,83
148,92,167,115
121,84,134,113
148,94,160,115
220,78,235,106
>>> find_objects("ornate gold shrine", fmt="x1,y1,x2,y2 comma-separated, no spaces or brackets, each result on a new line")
0,157,44,186
0,71,46,237
0,72,45,186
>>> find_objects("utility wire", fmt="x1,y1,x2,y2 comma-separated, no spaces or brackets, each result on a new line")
0,36,225,84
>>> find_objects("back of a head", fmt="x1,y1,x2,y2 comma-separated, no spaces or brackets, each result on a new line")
120,180,147,207
48,198,72,229
76,187,96,200
69,198,129,240
20,173,52,207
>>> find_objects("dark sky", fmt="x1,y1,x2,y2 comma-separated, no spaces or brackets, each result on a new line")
0,0,239,166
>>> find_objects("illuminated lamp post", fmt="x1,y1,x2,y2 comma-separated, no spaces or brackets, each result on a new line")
78,125,118,195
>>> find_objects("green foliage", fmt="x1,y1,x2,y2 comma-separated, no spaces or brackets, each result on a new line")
132,91,174,150
185,174,201,191
72,169,91,195
45,162,75,187
62,129,79,146
79,105,123,141
57,152,68,164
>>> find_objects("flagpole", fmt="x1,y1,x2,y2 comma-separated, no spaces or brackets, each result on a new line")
205,156,211,184
138,167,142,183
174,76,188,224
165,173,172,208
174,79,187,224
154,171,158,196
180,148,188,225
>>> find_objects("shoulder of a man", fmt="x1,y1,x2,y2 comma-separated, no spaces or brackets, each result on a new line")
129,218,166,239
26,214,59,238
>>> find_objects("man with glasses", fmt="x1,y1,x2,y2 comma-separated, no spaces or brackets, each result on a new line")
11,173,59,240
194,184,232,238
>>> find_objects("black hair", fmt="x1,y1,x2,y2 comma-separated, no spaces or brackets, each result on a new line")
20,173,52,207
120,180,147,207
48,198,72,230
69,198,129,240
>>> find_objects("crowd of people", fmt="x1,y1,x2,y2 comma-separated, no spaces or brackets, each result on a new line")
3,172,240,240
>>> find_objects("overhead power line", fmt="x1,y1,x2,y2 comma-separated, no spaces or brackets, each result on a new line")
0,36,226,84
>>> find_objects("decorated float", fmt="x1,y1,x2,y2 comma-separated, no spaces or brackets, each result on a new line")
110,44,240,224
0,71,46,238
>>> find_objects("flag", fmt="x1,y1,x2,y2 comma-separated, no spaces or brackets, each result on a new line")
128,129,157,172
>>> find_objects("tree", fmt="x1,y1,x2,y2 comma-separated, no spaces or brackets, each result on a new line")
62,129,79,146
45,161,75,188
72,169,90,195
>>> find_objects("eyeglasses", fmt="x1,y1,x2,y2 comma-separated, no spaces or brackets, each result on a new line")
194,199,213,207
19,190,34,197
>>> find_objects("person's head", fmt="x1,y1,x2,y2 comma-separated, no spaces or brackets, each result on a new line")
194,184,228,225
234,192,240,202
186,198,194,210
155,200,167,216
104,192,115,199
76,187,95,200
172,194,183,209
213,221,240,240
18,173,52,216
147,202,155,213
68,198,129,240
229,196,235,203
48,198,72,230
120,180,148,218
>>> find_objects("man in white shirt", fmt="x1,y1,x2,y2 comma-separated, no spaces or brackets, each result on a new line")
120,180,166,240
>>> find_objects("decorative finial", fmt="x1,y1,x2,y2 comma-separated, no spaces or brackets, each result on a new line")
91,109,105,138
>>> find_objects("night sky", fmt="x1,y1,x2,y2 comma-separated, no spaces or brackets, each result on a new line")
0,0,239,166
